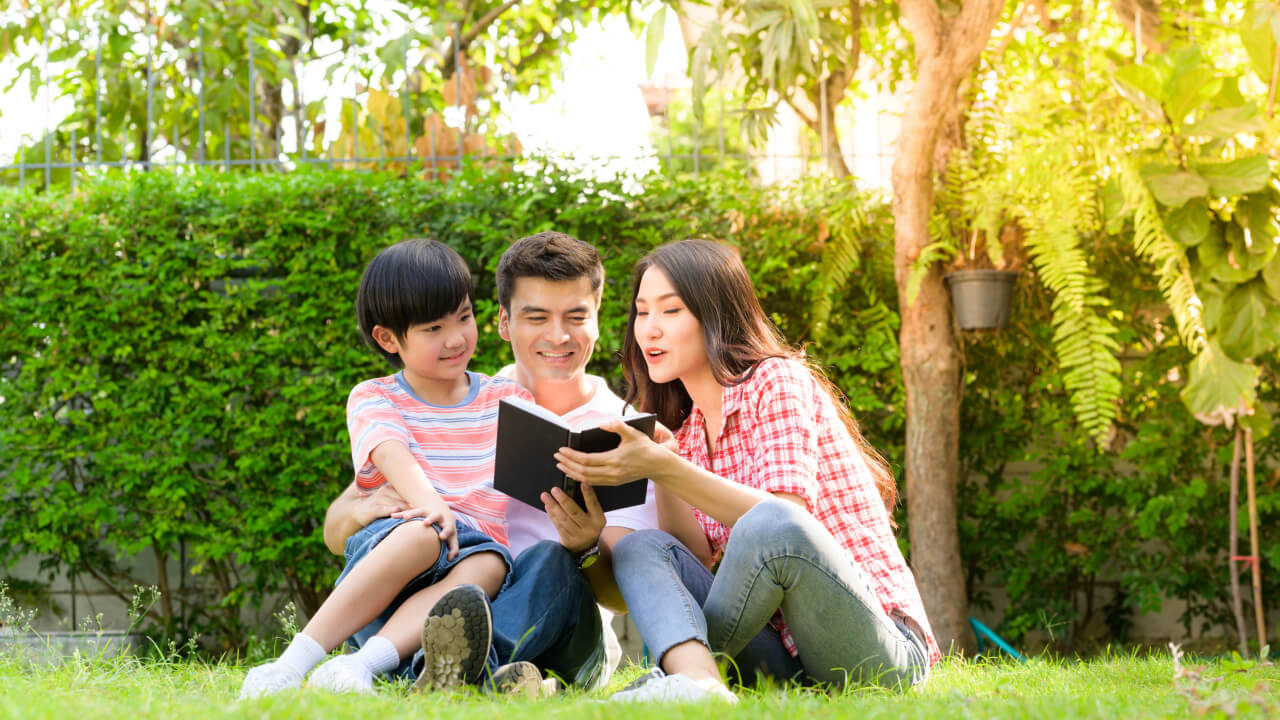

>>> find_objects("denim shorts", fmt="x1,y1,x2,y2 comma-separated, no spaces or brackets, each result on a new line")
339,515,513,660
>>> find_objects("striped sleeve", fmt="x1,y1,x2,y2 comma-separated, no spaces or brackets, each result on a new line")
346,380,411,489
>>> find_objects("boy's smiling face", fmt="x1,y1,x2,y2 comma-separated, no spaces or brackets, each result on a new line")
373,298,477,402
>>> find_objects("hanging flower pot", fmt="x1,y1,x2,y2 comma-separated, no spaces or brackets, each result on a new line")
944,269,1019,330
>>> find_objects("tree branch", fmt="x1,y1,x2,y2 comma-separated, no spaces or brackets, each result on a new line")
848,0,862,71
441,0,523,78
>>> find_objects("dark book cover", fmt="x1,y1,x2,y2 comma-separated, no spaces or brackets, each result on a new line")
493,396,655,513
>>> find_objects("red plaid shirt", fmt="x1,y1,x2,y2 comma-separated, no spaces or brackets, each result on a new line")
675,357,941,665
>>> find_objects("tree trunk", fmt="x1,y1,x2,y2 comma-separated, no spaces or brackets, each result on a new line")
1110,0,1165,56
892,0,1004,656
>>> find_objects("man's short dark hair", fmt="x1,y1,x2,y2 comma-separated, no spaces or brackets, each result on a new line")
356,238,473,368
496,231,604,310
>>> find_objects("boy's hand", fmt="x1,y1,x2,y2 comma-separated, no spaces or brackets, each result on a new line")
542,484,606,554
391,498,460,560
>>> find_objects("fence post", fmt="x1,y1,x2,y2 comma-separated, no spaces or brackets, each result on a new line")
454,21,463,171
249,23,257,171
403,32,412,170
296,36,306,165
96,20,103,165
146,19,154,172
820,71,829,176
198,24,206,163
44,37,51,190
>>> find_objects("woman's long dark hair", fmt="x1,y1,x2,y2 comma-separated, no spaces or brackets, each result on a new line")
622,239,897,510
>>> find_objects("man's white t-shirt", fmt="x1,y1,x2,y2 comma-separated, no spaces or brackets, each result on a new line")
497,369,659,556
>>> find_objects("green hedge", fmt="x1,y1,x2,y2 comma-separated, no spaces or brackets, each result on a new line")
0,166,900,651
0,166,1274,653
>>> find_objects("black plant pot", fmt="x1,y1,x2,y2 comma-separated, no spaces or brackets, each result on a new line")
944,269,1018,330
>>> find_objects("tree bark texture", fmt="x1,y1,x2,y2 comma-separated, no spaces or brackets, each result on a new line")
892,0,1004,656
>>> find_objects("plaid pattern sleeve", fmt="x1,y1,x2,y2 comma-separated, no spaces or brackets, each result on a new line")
677,357,942,666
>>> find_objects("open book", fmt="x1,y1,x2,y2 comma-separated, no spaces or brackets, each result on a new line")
493,396,656,513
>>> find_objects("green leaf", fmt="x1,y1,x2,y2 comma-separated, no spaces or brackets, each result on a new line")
1229,219,1276,274
1186,104,1266,140
1101,177,1130,232
1166,66,1222,127
1239,403,1273,440
1199,280,1227,330
1263,253,1280,300
1219,279,1280,360
1242,3,1280,84
1199,155,1271,198
1237,191,1280,249
1114,64,1165,119
1164,199,1210,248
1140,164,1209,208
1198,224,1256,284
1181,340,1259,423
645,5,667,79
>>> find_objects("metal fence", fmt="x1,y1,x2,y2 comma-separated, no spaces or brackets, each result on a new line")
0,15,895,191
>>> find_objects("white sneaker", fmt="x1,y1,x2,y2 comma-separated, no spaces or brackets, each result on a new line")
307,655,374,694
238,661,304,699
611,670,738,704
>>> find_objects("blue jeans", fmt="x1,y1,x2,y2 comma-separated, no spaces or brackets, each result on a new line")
342,517,512,680
488,541,606,688
613,498,929,689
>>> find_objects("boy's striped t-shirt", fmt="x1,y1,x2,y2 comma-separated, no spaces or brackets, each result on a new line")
346,370,533,545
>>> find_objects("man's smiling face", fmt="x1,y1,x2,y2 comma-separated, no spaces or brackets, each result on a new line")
499,275,600,384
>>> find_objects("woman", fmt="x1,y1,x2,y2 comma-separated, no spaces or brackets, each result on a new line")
554,240,939,702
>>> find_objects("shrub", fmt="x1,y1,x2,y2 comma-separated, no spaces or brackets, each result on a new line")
0,166,900,650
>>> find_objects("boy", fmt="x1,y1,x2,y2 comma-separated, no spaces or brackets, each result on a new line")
240,238,530,698
325,232,660,691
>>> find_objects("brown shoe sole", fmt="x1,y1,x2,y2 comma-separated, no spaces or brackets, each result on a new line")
411,585,492,692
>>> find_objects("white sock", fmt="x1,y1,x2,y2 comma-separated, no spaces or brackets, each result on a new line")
349,635,401,676
277,633,327,677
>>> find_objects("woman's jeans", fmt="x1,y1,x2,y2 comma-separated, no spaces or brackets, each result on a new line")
613,498,929,689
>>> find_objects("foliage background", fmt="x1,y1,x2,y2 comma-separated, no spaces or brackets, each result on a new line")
0,166,1275,654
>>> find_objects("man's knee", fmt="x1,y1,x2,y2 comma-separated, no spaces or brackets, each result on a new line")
613,528,677,564
515,540,575,574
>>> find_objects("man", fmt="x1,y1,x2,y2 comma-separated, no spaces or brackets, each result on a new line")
323,231,656,690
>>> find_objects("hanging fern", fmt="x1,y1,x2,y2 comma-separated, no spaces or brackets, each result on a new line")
960,82,1124,445
811,179,891,339
1019,144,1123,443
1119,160,1208,354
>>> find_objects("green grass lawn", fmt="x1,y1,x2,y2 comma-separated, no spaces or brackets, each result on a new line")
0,649,1275,720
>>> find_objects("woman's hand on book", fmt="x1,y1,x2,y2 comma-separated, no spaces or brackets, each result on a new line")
555,420,668,487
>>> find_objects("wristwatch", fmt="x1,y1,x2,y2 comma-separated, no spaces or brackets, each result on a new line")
574,543,600,570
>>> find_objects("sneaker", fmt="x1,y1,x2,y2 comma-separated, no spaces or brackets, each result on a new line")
411,583,492,692
307,654,374,694
617,666,666,693
487,661,555,698
238,661,304,699
610,671,738,704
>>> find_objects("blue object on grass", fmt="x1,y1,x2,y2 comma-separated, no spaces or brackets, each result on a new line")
970,616,1026,662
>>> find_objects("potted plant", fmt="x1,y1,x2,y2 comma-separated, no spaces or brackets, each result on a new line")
942,225,1021,330
907,162,1022,331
